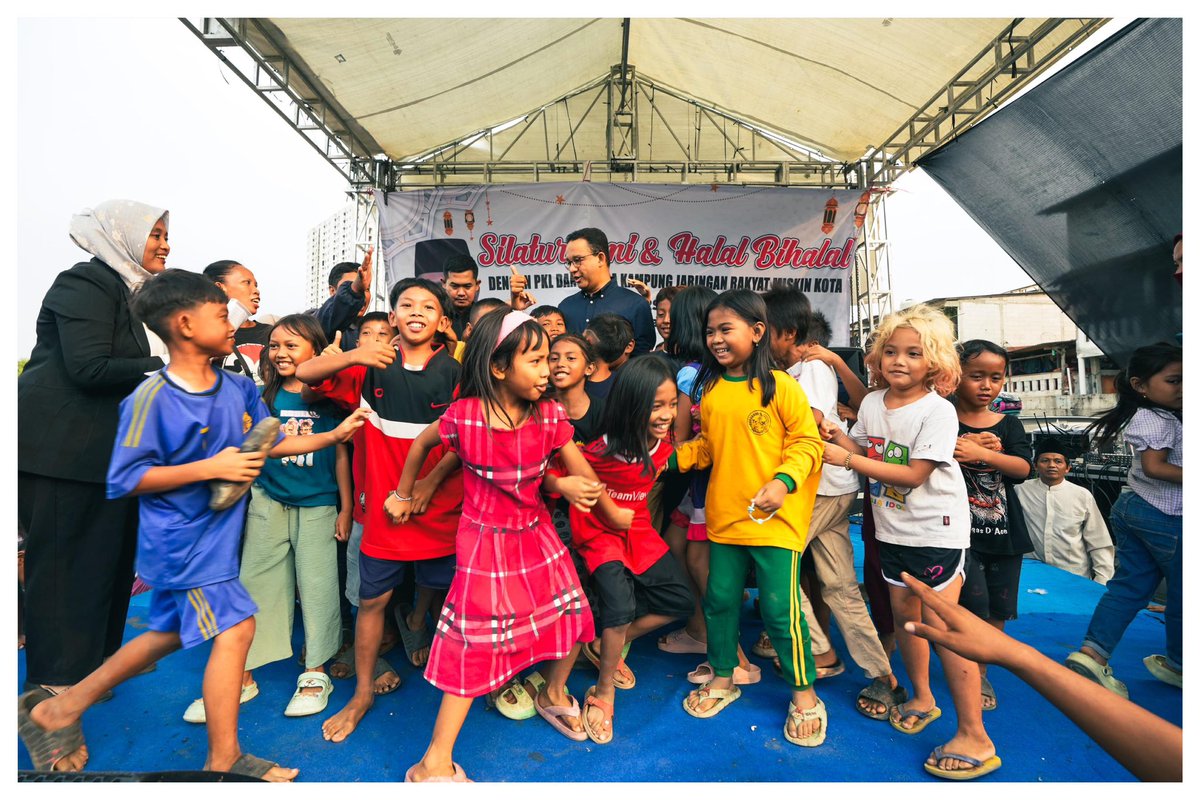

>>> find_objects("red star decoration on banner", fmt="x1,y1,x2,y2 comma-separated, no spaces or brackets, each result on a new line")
710,183,719,192
555,195,566,205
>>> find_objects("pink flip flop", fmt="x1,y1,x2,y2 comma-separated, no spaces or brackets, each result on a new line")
404,762,471,782
534,689,588,742
687,661,762,685
658,628,708,654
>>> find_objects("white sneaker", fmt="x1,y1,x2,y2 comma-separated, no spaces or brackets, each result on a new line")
182,681,259,724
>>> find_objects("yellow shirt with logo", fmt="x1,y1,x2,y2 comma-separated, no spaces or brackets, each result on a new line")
674,372,823,551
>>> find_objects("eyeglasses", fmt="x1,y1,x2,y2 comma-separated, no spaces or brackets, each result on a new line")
562,252,600,268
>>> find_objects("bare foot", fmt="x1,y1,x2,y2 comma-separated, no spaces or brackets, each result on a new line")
322,693,374,742
927,732,996,773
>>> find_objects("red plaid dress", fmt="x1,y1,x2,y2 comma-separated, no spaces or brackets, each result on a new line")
424,397,595,697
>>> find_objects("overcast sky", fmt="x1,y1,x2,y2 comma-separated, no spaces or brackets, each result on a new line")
16,15,1124,360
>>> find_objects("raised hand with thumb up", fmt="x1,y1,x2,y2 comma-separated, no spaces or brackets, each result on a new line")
509,264,536,310
322,330,344,357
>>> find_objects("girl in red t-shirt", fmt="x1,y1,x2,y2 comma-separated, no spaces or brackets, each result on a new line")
571,356,695,744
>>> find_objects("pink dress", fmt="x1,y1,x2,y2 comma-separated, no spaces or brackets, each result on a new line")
424,397,595,697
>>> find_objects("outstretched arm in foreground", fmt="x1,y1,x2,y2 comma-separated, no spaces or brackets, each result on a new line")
899,572,1181,782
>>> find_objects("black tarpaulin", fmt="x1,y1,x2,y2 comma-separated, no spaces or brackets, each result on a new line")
918,18,1182,365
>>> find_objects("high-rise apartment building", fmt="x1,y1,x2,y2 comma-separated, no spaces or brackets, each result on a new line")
306,199,379,309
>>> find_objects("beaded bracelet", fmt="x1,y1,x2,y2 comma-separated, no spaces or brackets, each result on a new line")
390,490,413,503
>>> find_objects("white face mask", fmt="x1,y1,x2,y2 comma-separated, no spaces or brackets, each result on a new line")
227,298,252,329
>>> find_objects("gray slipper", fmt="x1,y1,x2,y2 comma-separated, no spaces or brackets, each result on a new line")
17,689,85,772
980,675,997,711
229,753,281,780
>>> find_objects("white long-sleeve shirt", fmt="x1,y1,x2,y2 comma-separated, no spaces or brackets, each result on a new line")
1015,479,1115,584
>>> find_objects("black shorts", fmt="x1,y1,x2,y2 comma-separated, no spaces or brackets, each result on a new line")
959,550,1023,621
359,553,456,600
877,541,967,592
591,553,693,631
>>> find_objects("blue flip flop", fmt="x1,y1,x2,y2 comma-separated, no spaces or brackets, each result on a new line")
924,745,1002,780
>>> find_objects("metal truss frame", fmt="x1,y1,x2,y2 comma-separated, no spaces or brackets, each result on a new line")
180,17,385,189
864,17,1109,185
850,190,894,349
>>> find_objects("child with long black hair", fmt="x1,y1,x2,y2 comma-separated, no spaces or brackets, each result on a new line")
952,339,1034,713
670,289,827,746
571,356,694,743
388,308,631,781
1067,342,1182,695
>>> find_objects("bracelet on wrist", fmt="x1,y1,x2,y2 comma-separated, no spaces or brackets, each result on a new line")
390,490,413,503
843,453,854,471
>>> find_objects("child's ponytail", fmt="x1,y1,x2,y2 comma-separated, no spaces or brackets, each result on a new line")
1087,342,1182,450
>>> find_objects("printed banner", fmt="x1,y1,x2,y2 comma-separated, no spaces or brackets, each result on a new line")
374,183,866,346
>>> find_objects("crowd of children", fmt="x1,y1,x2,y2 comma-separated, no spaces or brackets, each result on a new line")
18,244,1183,782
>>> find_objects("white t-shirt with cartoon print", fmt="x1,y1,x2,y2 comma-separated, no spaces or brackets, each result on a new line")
850,389,969,549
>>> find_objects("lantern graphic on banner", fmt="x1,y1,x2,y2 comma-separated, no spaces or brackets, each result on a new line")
821,197,839,234
464,209,475,239
442,211,454,236
853,191,871,229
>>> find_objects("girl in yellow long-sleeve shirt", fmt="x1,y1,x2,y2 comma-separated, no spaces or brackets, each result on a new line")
669,289,827,746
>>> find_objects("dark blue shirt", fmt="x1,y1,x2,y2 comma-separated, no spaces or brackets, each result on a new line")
559,279,656,356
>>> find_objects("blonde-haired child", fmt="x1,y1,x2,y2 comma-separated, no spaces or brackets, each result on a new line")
821,304,1000,780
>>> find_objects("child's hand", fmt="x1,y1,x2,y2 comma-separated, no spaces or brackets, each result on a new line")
333,408,371,442
384,492,412,525
611,506,635,531
335,509,351,542
322,331,344,358
823,441,851,468
750,478,789,514
556,476,603,512
510,265,536,310
836,402,857,425
899,571,1025,669
353,246,373,296
817,417,840,441
410,474,440,515
626,277,652,302
953,436,991,464
207,447,266,482
802,344,841,368
975,431,1002,451
352,339,396,369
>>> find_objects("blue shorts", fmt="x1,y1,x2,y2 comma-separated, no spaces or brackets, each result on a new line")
358,552,456,600
147,578,258,649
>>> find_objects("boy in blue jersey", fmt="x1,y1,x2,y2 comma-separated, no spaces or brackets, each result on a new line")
17,270,367,780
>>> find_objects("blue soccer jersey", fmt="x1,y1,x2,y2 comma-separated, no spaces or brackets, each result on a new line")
108,368,281,589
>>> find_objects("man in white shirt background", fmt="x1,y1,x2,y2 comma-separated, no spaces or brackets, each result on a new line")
1016,438,1114,584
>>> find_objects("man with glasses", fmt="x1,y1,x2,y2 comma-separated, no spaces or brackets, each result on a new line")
557,227,655,356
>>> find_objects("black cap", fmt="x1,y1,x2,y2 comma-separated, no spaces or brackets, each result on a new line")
1034,436,1072,460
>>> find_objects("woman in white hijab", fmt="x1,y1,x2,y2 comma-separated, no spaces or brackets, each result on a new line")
18,200,170,719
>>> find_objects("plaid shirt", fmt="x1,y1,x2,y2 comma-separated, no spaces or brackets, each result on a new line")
1124,408,1182,516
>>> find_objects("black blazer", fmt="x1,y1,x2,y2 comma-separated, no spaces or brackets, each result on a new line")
18,259,164,484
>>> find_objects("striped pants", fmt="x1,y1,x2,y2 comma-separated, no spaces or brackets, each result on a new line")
705,542,816,690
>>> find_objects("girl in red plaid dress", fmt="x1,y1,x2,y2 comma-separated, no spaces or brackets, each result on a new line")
387,309,631,782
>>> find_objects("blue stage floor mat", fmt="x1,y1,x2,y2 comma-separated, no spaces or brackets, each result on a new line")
17,525,1181,782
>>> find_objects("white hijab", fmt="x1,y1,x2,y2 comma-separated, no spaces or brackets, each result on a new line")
68,199,168,292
